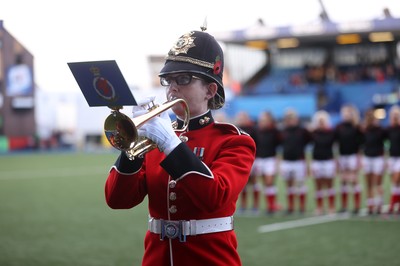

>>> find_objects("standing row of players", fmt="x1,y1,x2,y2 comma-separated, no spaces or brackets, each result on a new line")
235,104,400,215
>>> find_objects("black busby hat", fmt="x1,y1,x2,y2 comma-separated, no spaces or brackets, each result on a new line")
159,30,225,109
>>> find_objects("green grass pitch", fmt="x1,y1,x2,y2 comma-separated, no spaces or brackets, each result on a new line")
0,152,398,266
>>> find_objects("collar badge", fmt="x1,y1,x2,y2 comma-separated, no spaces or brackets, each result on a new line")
199,116,211,125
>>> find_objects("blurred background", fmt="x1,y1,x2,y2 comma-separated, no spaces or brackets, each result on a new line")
0,0,399,152
1,1,400,265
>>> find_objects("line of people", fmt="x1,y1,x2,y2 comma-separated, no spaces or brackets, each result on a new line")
234,104,400,216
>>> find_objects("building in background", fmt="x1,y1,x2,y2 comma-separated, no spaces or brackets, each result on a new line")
0,20,36,151
213,10,400,124
2,10,400,152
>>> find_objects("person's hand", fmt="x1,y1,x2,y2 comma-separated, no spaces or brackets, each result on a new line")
138,111,181,155
132,109,147,119
132,102,148,118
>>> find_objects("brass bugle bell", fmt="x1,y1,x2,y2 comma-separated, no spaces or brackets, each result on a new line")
104,98,189,159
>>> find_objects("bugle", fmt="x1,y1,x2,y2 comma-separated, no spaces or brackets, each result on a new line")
104,98,189,160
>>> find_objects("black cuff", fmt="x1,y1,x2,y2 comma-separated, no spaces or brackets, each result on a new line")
114,152,144,174
160,143,211,180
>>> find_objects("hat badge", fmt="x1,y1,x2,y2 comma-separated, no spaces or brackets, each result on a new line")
169,32,196,56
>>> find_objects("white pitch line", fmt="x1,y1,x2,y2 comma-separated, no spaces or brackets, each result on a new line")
258,205,392,233
258,213,350,233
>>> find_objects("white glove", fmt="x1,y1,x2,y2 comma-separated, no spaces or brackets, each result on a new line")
132,102,147,118
132,109,147,118
138,111,181,155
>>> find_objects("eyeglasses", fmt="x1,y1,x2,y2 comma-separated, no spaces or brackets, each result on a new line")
160,74,202,87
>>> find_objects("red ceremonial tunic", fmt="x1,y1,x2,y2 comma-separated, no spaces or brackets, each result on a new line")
105,111,256,266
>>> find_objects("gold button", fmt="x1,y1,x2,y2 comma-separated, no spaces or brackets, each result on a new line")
169,192,177,201
169,180,176,188
169,205,177,213
179,135,188,142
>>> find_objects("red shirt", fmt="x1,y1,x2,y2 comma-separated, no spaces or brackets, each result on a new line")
105,111,256,266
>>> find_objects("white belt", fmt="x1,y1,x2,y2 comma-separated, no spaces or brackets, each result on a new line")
148,216,234,242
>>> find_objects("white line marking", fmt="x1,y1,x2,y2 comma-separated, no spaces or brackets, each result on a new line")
258,213,350,233
258,205,392,233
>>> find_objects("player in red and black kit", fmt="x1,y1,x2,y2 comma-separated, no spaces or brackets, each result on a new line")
235,111,258,214
251,111,281,214
335,104,363,214
387,105,400,215
310,110,337,215
361,108,388,215
280,108,312,214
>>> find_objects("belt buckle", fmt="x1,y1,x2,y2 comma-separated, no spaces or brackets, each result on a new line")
160,220,186,242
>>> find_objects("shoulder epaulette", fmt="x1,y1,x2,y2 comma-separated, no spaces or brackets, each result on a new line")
214,121,250,136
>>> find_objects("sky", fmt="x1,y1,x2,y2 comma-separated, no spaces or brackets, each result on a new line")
1,0,400,94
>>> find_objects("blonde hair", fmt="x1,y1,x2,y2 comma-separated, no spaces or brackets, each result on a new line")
389,105,400,125
341,104,360,125
312,110,331,129
283,108,299,126
284,108,298,119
